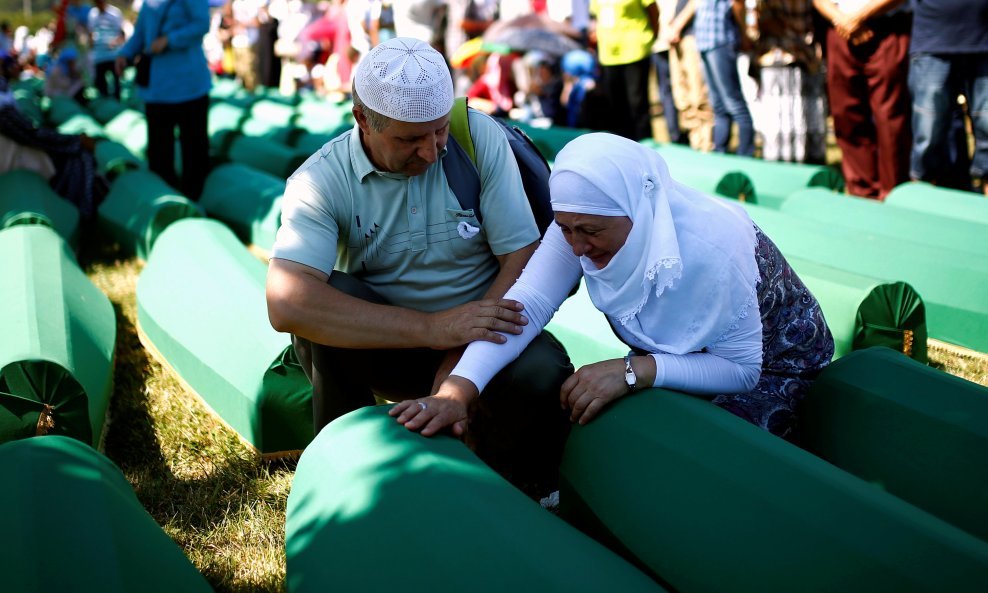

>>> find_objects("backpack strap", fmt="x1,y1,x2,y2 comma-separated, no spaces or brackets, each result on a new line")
443,97,483,223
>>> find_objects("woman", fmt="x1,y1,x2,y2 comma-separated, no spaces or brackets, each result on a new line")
114,0,211,200
391,133,834,439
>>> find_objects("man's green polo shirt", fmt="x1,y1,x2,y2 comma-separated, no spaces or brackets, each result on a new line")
273,110,540,313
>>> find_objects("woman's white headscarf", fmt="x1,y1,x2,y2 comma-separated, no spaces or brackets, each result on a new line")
549,133,760,355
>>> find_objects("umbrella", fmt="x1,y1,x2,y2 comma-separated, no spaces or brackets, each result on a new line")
483,27,581,57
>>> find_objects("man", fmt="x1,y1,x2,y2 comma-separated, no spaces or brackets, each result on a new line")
908,0,988,195
590,0,659,140
266,37,572,498
665,0,715,151
88,0,127,99
813,0,911,199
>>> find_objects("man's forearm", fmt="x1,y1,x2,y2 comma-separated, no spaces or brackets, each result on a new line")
854,0,906,21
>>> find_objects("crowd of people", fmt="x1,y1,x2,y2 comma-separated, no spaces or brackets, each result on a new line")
0,1,983,199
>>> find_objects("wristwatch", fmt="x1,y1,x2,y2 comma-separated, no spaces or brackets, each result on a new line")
623,355,637,392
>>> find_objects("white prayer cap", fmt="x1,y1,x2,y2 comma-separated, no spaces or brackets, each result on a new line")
353,37,454,123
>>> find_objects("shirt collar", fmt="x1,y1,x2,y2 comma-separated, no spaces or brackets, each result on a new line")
348,122,449,182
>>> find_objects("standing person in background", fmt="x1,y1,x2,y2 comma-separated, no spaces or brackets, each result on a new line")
907,0,988,196
695,0,755,156
654,0,686,144
88,0,127,99
590,0,659,141
665,0,715,151
813,0,910,199
231,0,261,91
754,0,826,163
115,0,211,200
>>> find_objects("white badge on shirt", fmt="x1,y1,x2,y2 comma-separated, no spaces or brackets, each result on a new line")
457,221,480,239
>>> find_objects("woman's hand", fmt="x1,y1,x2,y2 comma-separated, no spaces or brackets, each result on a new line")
389,376,479,437
150,35,169,54
560,358,630,425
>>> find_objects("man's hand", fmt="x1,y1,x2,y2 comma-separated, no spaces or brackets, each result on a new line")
850,25,874,45
150,35,169,54
426,298,528,350
833,11,864,40
560,358,630,425
390,376,479,437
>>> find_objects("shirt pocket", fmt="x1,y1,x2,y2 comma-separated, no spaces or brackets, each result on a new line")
444,208,487,260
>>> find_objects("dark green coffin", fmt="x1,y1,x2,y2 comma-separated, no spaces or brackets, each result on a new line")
94,139,144,179
286,405,665,593
98,170,203,259
103,109,149,157
781,188,988,256
0,169,80,246
57,113,105,137
207,102,248,138
788,256,927,362
560,391,988,593
137,219,312,456
292,100,353,135
199,163,284,253
742,202,988,352
86,96,127,125
0,436,212,593
225,133,308,179
46,95,87,126
241,99,297,138
0,226,115,447
885,182,988,225
801,347,988,542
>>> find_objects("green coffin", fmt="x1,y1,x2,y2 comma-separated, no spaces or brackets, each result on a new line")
94,139,144,179
742,202,988,352
200,163,284,253
781,188,988,256
509,121,589,161
292,100,353,135
801,347,988,543
241,99,297,137
560,391,988,593
788,256,927,362
46,95,87,126
0,169,80,246
98,170,203,260
291,127,349,157
885,182,988,226
642,141,844,209
207,102,248,138
57,113,105,137
225,134,308,179
286,405,665,593
103,109,149,157
545,282,627,370
0,436,212,593
137,219,312,456
0,226,116,447
86,96,127,125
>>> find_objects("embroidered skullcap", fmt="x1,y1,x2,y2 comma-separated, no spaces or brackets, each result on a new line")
353,37,454,123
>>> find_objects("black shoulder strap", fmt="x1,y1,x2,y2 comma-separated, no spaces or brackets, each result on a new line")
442,126,483,223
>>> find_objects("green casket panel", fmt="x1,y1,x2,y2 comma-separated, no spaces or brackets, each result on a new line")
94,139,144,179
781,188,988,256
225,134,308,179
98,169,203,260
801,347,988,542
86,96,128,125
0,226,116,446
0,436,212,593
286,405,665,593
885,182,988,225
200,163,284,253
560,391,988,593
137,219,312,454
0,169,80,246
103,109,149,158
742,202,988,352
46,96,87,126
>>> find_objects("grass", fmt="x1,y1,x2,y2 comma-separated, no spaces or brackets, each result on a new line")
79,238,988,593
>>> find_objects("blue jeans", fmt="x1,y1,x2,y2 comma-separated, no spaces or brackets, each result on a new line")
909,52,988,182
700,44,754,156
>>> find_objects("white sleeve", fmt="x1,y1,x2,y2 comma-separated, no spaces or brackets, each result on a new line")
650,307,763,394
451,225,582,391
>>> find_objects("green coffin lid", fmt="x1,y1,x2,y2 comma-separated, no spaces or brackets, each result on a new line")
0,226,115,447
291,127,350,157
286,405,665,593
0,436,212,593
56,113,105,138
98,169,203,260
207,102,248,138
86,96,127,125
0,169,80,246
242,99,297,137
137,219,312,455
742,202,988,353
46,95,87,126
781,188,988,256
545,281,627,370
103,109,149,158
225,134,308,179
802,347,988,543
94,139,144,180
560,391,988,593
292,103,354,136
885,182,988,226
642,140,845,209
787,256,927,362
507,120,589,161
199,163,284,253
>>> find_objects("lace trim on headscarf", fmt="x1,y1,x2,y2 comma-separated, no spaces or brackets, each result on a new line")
714,284,759,343
616,257,682,326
